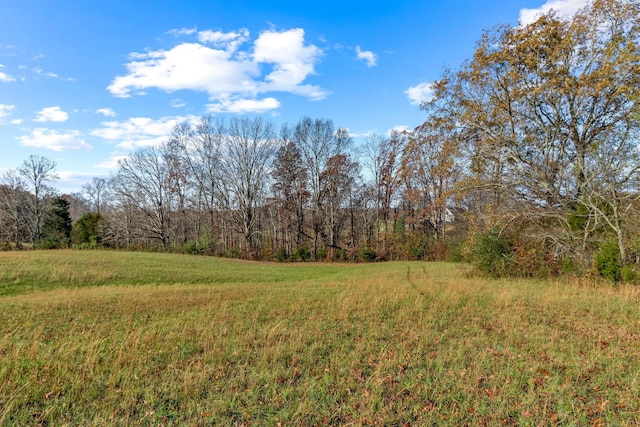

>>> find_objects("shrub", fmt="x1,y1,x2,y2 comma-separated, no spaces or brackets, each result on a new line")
294,246,311,262
358,247,377,262
561,257,581,275
469,229,513,277
226,248,241,259
275,248,288,262
405,234,435,260
334,247,347,261
196,230,215,255
595,240,622,282
510,245,560,278
316,246,328,261
621,265,638,284
447,241,465,262
183,241,198,255
71,213,106,248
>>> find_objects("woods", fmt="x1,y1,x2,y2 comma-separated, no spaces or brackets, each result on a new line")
1,0,639,278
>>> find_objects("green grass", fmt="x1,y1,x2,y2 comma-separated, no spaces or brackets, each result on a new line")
0,251,639,425
0,250,363,297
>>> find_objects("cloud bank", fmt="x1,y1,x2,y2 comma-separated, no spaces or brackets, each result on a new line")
18,129,92,151
91,115,198,150
34,106,69,123
108,27,325,114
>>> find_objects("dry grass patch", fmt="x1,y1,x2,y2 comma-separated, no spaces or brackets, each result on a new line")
0,251,639,425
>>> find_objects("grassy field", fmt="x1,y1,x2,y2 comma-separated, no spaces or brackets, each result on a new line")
0,251,639,425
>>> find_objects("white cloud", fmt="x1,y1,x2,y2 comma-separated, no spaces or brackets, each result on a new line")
405,82,435,105
33,67,59,78
171,99,186,108
18,128,92,152
96,107,116,117
108,27,325,112
0,105,20,125
0,104,15,118
206,97,281,114
253,28,325,99
167,27,197,37
0,72,15,82
355,46,377,67
347,129,374,138
35,106,69,123
33,67,75,81
108,42,258,98
519,0,591,26
0,64,15,82
91,115,198,150
198,28,250,52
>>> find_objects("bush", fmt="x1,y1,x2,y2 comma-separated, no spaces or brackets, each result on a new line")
447,241,465,262
316,246,328,261
334,247,347,261
468,229,513,277
561,257,581,275
294,246,311,262
183,241,198,255
226,248,241,259
71,213,106,248
621,265,638,284
406,234,435,260
358,247,377,262
275,248,288,262
196,231,216,255
38,236,70,250
595,240,622,282
510,245,560,278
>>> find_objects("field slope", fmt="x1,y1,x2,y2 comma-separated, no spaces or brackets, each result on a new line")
0,251,639,425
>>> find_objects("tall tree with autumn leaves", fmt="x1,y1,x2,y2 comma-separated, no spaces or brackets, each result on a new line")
422,0,640,274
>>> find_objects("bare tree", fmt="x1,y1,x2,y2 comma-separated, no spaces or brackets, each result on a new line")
219,116,277,253
293,117,352,257
360,132,405,252
271,136,310,254
111,148,172,249
18,155,58,245
82,177,109,214
0,170,31,245
170,116,226,250
162,138,193,245
320,153,360,251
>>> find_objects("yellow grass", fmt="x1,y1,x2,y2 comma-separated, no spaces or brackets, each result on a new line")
0,250,639,425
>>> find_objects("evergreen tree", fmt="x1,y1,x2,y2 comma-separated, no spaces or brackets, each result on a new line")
71,212,105,247
40,197,72,249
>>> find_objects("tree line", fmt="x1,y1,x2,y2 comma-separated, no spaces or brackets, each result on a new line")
1,0,639,279
0,115,457,262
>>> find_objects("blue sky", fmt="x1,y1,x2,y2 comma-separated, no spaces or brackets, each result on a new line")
0,0,589,193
